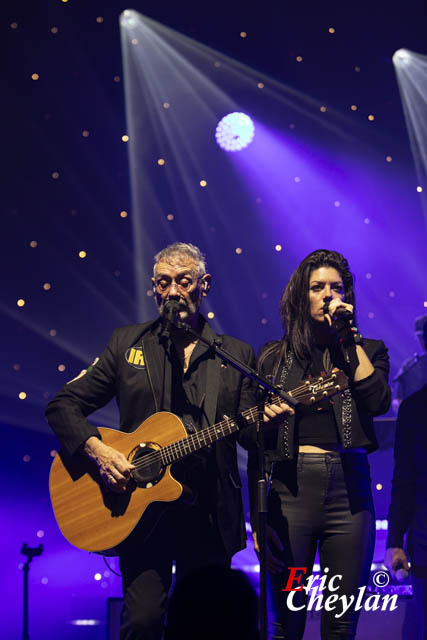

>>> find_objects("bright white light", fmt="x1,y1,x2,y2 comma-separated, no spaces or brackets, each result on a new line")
121,10,137,26
70,619,101,626
215,112,255,151
393,49,411,65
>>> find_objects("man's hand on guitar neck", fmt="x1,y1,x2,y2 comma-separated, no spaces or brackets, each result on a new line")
263,401,294,428
83,436,135,493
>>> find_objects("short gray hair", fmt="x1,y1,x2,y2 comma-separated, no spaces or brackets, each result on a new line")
153,242,207,277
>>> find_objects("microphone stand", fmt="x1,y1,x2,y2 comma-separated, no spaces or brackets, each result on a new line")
21,543,43,640
172,316,299,640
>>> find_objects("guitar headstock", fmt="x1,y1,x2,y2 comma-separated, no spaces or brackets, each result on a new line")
294,369,348,405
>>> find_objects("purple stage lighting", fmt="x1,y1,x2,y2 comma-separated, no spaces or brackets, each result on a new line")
215,112,255,151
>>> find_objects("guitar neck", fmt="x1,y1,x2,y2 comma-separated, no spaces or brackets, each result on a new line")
159,369,347,466
159,397,278,466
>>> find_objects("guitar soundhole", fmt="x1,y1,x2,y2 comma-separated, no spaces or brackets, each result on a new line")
130,444,165,488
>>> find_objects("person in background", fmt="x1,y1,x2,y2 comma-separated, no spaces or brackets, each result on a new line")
385,383,427,640
393,315,427,411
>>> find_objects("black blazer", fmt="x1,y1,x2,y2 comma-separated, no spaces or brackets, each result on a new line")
386,384,427,563
46,317,257,557
255,337,391,462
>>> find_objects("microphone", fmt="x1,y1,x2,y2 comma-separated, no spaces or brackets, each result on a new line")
323,300,353,321
395,567,409,581
160,300,181,338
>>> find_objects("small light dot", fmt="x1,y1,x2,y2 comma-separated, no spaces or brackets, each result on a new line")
389,291,395,298
13,364,21,371
17,299,25,307
376,483,383,491
131,38,138,45
31,73,39,81
351,105,357,111
417,186,423,193
368,114,375,121
122,135,129,142
334,201,341,207
41,578,48,585
294,176,301,183
19,392,27,400
257,82,264,89
424,301,427,308
146,289,153,297
94,573,102,581
113,75,121,83
11,22,18,29
214,61,221,68
120,210,128,218
37,530,44,538
355,66,361,72
366,273,372,279
368,312,375,319
114,270,120,277
207,312,215,319
328,27,335,34
58,364,66,372
50,450,57,457
78,251,87,258
23,454,30,462
364,218,370,224
30,240,38,248
262,292,268,299
61,0,69,3
49,329,57,336
384,155,392,163
82,130,90,137
289,123,295,129
296,56,303,62
104,571,110,578
96,16,104,23
157,158,165,166
43,283,51,290
275,245,282,252
51,171,60,179
200,180,207,187
240,31,247,38
51,26,59,34
162,102,170,109
261,318,268,325
235,248,242,254
320,106,327,112
167,214,174,221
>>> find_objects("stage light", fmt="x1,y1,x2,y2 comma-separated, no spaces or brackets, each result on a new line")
215,112,255,152
393,49,411,65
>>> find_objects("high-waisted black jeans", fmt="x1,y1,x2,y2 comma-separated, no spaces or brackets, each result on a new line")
268,451,375,640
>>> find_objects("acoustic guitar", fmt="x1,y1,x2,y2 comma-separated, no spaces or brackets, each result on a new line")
49,369,348,553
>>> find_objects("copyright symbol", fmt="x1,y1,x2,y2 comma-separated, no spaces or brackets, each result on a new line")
373,570,390,587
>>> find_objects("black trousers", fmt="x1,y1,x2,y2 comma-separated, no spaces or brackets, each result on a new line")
268,451,375,640
411,566,427,640
118,502,230,640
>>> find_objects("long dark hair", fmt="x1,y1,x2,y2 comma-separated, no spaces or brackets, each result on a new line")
280,249,356,361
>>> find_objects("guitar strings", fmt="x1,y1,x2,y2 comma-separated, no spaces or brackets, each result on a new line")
129,373,344,474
